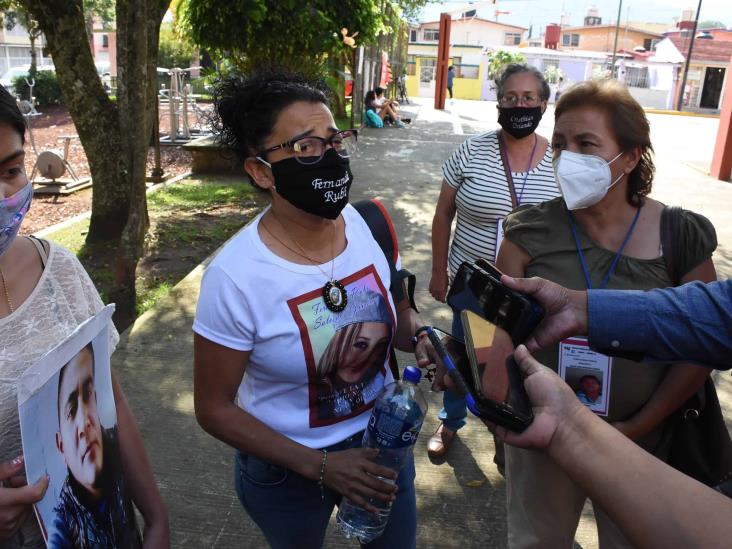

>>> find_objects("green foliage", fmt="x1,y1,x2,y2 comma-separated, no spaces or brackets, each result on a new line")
83,0,115,28
158,22,198,69
698,20,727,29
486,50,527,80
177,0,393,76
12,70,63,106
544,65,563,85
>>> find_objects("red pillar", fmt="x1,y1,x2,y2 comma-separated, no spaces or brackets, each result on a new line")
711,54,732,181
434,13,451,110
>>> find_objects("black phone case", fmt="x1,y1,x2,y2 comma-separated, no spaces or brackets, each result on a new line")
427,328,533,433
447,260,545,345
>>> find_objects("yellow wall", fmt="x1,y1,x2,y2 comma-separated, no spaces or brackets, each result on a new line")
406,57,483,99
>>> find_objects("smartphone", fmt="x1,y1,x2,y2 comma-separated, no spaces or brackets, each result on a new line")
447,259,544,345
426,325,533,433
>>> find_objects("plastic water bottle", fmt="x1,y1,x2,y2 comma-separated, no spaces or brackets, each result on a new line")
336,365,428,543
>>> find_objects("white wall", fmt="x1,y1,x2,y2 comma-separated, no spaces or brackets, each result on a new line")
628,87,672,109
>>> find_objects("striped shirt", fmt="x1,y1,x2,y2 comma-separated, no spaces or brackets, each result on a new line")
441,130,560,277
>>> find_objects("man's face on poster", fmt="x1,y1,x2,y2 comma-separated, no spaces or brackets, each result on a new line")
55,347,104,496
580,376,602,403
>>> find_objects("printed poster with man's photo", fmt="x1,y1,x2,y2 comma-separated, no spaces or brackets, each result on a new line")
17,305,142,548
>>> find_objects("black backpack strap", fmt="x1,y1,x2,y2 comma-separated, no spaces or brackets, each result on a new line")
660,206,684,286
352,199,419,313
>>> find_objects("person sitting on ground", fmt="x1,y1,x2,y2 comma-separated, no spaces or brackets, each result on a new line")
374,86,399,112
365,90,405,128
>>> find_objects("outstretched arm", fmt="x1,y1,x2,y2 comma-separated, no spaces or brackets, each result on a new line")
500,346,732,549
502,276,732,370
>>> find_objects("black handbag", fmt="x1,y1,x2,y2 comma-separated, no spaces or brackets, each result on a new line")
661,206,732,488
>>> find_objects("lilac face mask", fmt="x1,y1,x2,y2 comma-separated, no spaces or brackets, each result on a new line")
0,182,32,256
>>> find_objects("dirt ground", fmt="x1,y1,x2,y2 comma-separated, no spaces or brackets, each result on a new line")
21,104,210,235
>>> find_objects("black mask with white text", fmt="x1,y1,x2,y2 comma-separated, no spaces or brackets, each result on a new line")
497,106,543,139
270,148,353,220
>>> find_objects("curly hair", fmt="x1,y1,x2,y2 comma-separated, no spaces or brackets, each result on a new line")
210,66,331,175
495,63,551,102
555,79,655,206
0,84,25,144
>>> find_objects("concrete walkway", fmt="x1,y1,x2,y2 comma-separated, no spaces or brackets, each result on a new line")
113,97,732,548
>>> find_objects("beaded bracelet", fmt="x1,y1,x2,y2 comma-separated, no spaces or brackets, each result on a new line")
317,449,328,500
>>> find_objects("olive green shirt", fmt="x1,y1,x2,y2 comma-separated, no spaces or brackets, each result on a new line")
504,198,717,427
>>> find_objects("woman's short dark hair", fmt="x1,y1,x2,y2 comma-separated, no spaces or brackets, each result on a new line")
374,86,385,96
0,85,25,144
364,90,376,108
495,63,551,102
211,67,330,163
555,79,655,206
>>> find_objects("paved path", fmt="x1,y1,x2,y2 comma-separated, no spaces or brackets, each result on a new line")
113,97,732,548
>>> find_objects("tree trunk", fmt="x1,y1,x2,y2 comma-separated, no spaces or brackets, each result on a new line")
110,0,168,327
22,0,130,242
28,32,37,75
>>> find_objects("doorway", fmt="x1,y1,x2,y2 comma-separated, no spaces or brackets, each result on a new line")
700,67,725,109
419,58,436,97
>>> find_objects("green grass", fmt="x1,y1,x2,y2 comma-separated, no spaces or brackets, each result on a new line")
43,177,266,326
335,101,354,130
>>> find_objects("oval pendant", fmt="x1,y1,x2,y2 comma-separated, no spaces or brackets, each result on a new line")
323,280,348,312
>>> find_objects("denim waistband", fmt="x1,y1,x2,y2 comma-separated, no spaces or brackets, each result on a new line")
320,430,365,453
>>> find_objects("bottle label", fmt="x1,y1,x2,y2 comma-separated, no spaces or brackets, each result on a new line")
367,409,423,449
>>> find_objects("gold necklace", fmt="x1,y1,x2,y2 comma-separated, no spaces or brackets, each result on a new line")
0,265,14,313
262,214,348,312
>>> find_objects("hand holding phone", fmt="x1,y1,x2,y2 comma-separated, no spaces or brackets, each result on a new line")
426,324,533,433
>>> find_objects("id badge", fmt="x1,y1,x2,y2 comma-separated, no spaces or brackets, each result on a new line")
495,217,505,261
559,337,612,416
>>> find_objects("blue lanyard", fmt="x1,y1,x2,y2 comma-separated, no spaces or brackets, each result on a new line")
567,207,642,290
501,133,538,206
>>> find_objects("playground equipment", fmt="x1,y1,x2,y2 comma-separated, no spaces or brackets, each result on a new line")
21,77,91,199
158,67,210,145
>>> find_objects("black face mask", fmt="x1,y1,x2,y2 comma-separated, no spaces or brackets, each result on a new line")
269,148,353,220
497,106,543,139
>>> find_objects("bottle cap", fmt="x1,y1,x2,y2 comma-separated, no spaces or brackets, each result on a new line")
403,365,422,383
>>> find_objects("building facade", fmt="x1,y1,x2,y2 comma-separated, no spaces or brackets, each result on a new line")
0,22,52,77
406,17,527,99
656,36,732,112
560,24,663,53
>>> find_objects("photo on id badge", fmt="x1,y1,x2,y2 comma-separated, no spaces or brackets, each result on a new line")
558,337,611,416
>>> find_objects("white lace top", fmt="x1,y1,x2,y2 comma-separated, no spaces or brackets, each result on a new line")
0,242,118,548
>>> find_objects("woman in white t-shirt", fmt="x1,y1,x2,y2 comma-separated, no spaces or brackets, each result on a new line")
193,68,435,549
0,85,168,547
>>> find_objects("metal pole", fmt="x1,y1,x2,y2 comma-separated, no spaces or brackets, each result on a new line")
610,0,623,78
676,0,703,111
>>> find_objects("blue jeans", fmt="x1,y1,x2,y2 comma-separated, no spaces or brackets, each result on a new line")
438,309,468,431
234,431,417,549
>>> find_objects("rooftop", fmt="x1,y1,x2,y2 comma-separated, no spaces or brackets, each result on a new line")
561,24,663,38
668,36,732,63
419,17,527,32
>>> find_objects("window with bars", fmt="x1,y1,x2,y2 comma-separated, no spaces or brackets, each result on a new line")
504,32,522,46
625,66,650,89
423,29,439,41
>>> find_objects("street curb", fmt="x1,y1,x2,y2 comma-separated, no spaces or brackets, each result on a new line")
33,171,194,239
644,108,719,119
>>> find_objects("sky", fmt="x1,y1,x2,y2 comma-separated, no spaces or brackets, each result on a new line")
418,1,732,36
